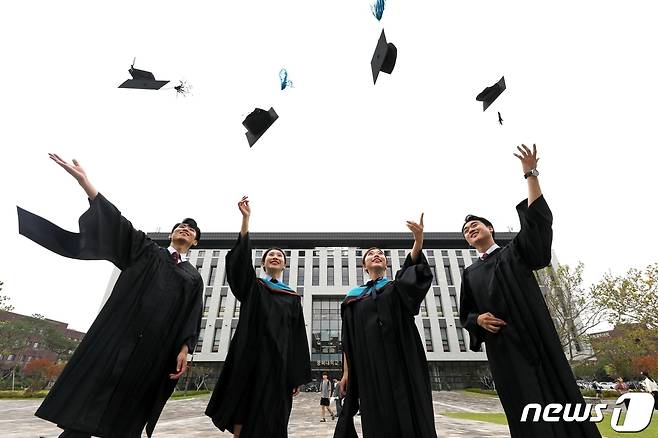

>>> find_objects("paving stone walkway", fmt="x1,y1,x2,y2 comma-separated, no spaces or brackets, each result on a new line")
1,391,513,437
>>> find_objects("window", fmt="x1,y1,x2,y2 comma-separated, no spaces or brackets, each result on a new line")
439,320,450,352
299,250,305,257
218,287,228,317
341,258,349,286
196,328,205,353
428,258,438,285
398,250,406,257
312,258,319,286
311,296,343,363
222,270,228,286
208,258,219,285
327,258,334,286
433,287,444,317
283,269,290,284
196,262,203,271
234,300,241,318
356,258,364,285
386,257,393,280
212,323,222,352
448,286,458,313
443,259,453,285
297,258,305,286
441,250,448,257
198,250,206,257
455,319,467,352
230,320,238,339
457,257,465,276
426,250,434,257
297,286,304,296
423,320,433,352
420,298,428,317
212,250,220,257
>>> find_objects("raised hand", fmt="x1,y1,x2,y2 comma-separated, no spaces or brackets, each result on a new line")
49,153,98,200
513,144,539,173
406,213,424,243
238,195,251,237
49,153,88,183
238,195,251,218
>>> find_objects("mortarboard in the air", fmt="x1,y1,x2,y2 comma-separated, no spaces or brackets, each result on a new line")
243,107,278,147
476,76,506,111
119,59,169,90
371,29,397,84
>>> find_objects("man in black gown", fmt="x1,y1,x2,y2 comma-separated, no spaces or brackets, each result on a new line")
335,214,437,438
17,154,203,437
459,145,601,438
205,196,311,438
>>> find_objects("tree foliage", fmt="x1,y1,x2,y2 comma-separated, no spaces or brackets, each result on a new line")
538,262,604,362
591,263,658,329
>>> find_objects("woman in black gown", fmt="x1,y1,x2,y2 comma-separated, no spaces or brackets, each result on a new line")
334,214,437,438
205,196,311,438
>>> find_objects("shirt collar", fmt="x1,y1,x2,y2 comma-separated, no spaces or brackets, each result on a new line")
476,243,500,259
167,245,188,262
263,273,281,282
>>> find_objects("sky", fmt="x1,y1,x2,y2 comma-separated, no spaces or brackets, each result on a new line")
1,1,657,332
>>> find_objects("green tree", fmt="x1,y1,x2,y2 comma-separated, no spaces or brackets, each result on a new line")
592,263,658,329
0,313,78,362
537,262,604,362
0,280,13,312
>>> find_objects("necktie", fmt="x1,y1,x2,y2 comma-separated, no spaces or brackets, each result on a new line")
271,278,279,284
171,251,181,264
481,252,488,261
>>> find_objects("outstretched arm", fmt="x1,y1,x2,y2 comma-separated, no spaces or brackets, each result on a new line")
49,153,98,200
406,213,424,263
239,195,250,236
513,144,541,206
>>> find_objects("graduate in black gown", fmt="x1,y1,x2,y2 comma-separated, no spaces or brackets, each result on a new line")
334,214,437,438
459,145,601,438
205,196,311,438
17,154,203,438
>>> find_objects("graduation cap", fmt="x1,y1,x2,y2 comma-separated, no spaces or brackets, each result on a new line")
371,29,397,84
476,76,505,111
243,107,278,147
118,59,169,90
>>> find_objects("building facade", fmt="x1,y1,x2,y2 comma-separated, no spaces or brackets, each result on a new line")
101,231,589,389
0,311,85,368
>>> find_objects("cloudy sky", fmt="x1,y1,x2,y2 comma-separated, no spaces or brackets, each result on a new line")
1,1,656,332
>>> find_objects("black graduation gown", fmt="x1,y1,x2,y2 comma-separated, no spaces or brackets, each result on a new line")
334,254,437,438
17,193,203,438
459,195,601,438
205,233,311,438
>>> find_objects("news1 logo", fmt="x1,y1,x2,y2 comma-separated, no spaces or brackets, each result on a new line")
521,393,655,432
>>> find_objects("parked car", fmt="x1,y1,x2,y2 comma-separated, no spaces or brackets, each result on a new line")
304,380,319,392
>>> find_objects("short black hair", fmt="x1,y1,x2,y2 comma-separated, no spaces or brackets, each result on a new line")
262,247,286,264
462,214,495,240
171,218,201,242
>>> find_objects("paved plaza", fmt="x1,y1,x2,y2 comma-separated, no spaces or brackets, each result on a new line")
2,391,514,437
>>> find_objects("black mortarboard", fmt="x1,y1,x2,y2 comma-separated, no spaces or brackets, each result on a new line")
119,61,169,90
476,76,506,111
243,107,278,147
371,29,397,84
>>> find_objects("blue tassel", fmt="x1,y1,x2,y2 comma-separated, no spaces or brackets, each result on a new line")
279,68,293,90
371,0,386,21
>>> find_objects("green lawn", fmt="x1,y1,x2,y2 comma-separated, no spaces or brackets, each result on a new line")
441,412,658,438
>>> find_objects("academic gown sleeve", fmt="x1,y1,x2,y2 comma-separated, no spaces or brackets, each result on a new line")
225,232,257,302
178,278,204,353
288,299,312,389
512,195,553,270
459,273,485,351
393,253,433,316
17,193,150,270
